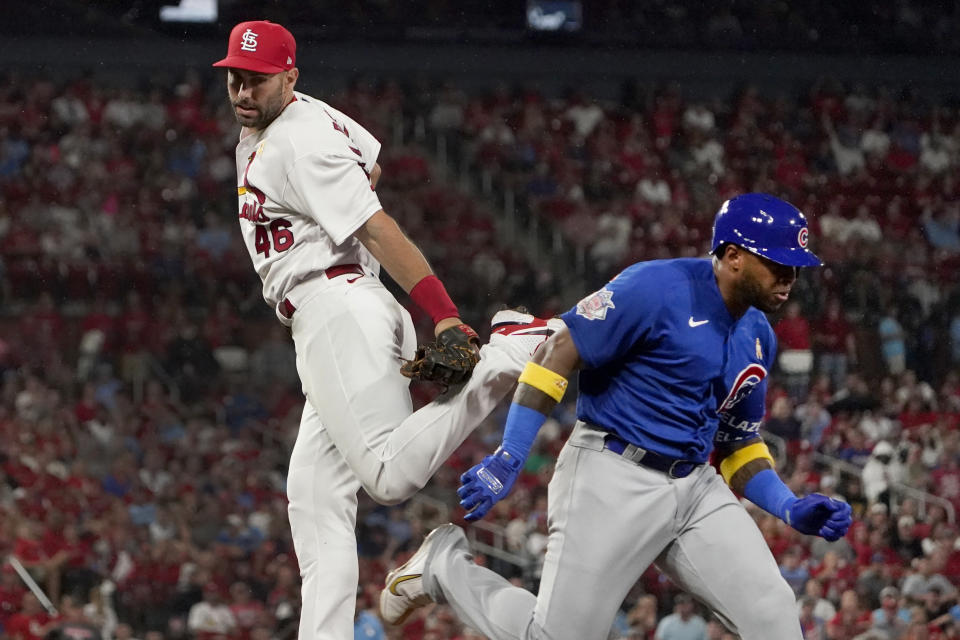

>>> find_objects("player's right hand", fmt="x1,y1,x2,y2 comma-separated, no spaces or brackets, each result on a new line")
457,447,523,521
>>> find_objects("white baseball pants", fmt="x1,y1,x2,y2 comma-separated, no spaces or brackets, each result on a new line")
283,270,524,639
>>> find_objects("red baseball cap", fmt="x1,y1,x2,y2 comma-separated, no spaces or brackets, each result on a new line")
212,20,296,74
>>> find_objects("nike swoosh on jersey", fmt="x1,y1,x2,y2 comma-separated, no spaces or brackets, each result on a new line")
688,317,710,327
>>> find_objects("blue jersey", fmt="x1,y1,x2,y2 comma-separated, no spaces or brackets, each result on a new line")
560,258,777,463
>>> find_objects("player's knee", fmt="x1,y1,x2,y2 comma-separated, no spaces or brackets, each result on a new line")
364,486,407,506
361,475,421,506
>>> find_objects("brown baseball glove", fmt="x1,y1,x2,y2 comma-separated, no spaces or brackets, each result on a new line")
401,323,480,386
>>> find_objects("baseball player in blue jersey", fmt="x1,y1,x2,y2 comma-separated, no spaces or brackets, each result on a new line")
379,193,853,639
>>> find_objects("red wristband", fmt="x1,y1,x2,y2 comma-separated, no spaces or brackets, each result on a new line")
409,275,460,325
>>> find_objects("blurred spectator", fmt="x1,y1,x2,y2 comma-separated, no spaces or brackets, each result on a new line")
795,395,832,448
45,594,102,640
775,301,814,399
901,555,956,602
920,584,954,627
893,515,926,563
228,581,266,636
705,616,736,640
4,592,55,640
920,131,952,174
353,584,386,640
564,92,604,138
81,582,118,640
826,589,870,639
654,592,706,640
765,396,803,445
878,307,907,376
861,441,905,506
621,593,658,638
798,595,827,639
636,166,672,206
248,325,299,390
780,546,811,596
870,585,909,637
823,114,865,176
186,583,236,639
813,298,856,391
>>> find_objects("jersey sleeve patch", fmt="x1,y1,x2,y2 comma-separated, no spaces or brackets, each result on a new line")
575,288,615,321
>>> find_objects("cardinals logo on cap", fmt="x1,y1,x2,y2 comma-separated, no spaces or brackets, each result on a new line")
240,28,259,51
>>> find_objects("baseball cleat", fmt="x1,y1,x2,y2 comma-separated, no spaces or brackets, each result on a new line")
489,308,564,359
380,524,453,625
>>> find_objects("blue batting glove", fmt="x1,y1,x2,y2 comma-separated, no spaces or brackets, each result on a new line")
457,447,524,521
785,493,853,541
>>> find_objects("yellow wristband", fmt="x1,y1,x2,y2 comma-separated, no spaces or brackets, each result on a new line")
518,361,568,403
719,441,774,485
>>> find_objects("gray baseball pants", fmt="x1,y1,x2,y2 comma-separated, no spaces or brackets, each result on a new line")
423,421,801,639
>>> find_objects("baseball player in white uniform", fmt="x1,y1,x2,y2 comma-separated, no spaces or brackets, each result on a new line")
212,20,561,640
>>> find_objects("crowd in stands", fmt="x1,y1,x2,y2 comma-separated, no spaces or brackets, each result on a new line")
0,66,959,639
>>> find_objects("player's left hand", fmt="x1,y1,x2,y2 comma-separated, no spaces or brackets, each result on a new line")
458,447,524,521
400,323,480,386
785,493,852,541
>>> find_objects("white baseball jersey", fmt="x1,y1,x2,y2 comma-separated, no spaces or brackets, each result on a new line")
233,91,383,309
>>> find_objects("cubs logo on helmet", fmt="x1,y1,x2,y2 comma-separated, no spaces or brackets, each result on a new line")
711,193,822,268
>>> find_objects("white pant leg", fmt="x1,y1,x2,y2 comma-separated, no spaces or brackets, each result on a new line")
655,470,802,640
287,401,361,640
426,425,679,639
291,277,523,505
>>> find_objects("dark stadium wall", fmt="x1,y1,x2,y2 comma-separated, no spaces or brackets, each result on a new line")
3,37,960,99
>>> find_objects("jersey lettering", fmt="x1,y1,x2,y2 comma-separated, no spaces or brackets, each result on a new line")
254,225,271,257
324,109,363,157
253,219,296,258
325,109,350,138
239,201,270,223
716,413,763,440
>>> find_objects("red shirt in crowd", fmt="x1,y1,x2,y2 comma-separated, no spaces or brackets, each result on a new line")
827,609,871,639
932,465,960,507
4,610,53,640
12,536,45,566
810,562,858,598
815,311,852,354
774,315,812,350
118,304,155,354
0,581,26,624
230,599,267,635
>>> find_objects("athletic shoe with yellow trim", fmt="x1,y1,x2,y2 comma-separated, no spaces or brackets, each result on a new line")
379,524,455,625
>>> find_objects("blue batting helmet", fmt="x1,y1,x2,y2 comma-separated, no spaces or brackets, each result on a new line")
710,193,821,267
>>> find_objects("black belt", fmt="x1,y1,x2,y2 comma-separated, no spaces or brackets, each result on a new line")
602,432,701,479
